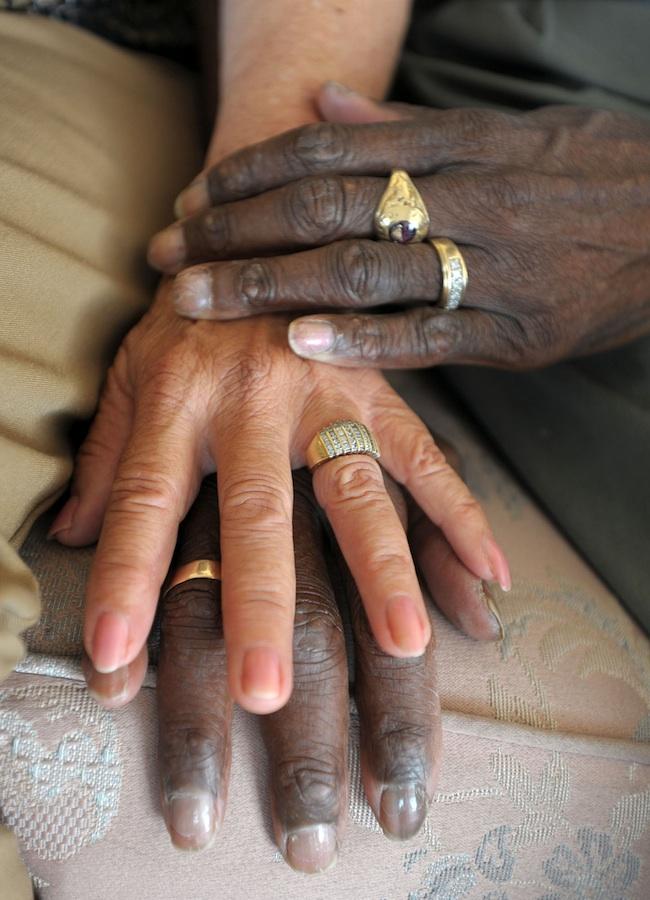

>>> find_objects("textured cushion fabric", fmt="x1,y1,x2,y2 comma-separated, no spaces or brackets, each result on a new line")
3,372,648,899
0,11,200,678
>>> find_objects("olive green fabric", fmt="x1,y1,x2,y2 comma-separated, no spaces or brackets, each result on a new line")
397,0,650,631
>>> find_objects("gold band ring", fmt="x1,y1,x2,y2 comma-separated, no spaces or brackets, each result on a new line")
374,169,430,244
306,420,380,472
430,237,468,310
163,559,221,595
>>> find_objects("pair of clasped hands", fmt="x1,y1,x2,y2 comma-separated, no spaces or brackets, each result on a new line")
49,83,650,871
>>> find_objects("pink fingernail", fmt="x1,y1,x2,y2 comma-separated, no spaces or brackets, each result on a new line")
47,496,79,540
386,596,428,656
484,538,512,592
173,270,214,317
288,319,336,356
174,177,209,219
241,647,282,700
92,612,129,674
147,224,186,271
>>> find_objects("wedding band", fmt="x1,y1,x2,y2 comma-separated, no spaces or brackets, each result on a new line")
374,169,430,243
430,237,468,310
164,559,221,595
306,420,380,472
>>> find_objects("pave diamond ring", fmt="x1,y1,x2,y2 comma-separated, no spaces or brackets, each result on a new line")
305,421,380,473
430,238,468,310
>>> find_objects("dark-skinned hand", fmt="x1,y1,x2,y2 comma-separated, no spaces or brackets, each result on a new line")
83,457,500,873
148,83,650,370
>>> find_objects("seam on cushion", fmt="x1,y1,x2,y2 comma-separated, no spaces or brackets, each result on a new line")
441,710,650,764
0,217,145,291
0,151,120,221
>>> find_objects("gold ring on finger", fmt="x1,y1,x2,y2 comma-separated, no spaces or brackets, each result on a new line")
374,169,430,244
306,421,380,473
163,558,221,597
430,237,468,310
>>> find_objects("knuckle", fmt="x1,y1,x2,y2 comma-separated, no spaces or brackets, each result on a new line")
210,150,258,199
110,469,180,517
234,259,277,310
405,435,448,483
161,725,220,772
328,240,383,306
289,122,349,172
322,458,384,511
195,207,232,255
408,308,458,361
220,480,292,531
293,598,344,670
285,175,347,241
275,755,340,817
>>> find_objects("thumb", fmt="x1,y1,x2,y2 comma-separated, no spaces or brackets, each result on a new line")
316,81,408,124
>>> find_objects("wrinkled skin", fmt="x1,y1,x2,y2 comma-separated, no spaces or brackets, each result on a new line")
87,467,496,871
54,283,508,716
150,99,650,369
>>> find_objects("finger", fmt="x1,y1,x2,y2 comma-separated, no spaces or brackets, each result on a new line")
82,645,148,710
83,389,201,677
370,393,511,592
213,414,295,714
173,239,450,320
152,172,478,276
157,476,232,851
312,451,431,659
287,305,533,370
49,359,133,546
409,505,502,642
173,111,507,213
316,81,409,125
261,470,347,873
406,437,502,642
337,478,440,840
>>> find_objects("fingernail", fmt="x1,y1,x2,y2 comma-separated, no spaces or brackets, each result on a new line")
323,80,356,97
165,792,217,851
288,319,336,356
47,496,79,540
174,177,209,219
173,270,214,318
386,596,428,656
241,646,281,700
483,586,504,640
83,657,129,706
285,824,338,873
380,784,427,840
483,537,512,592
147,224,186,271
91,611,129,674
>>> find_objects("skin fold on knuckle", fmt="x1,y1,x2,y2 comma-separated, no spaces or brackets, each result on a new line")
186,207,233,258
272,753,342,826
208,148,260,201
284,175,347,243
232,259,278,312
289,122,350,173
326,240,384,307
292,596,345,681
159,724,225,792
220,479,292,536
318,458,385,513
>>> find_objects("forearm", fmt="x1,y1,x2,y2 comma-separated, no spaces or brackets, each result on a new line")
207,0,412,164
